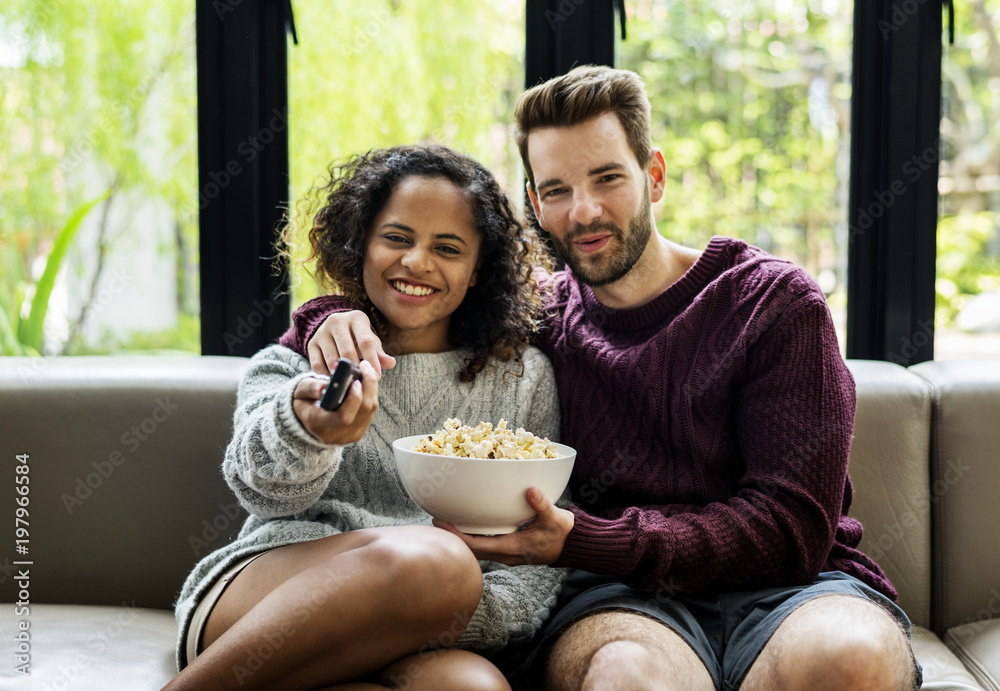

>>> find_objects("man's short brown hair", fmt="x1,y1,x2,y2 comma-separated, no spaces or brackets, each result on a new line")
514,65,653,191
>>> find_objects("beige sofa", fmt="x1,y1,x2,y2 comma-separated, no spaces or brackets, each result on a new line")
0,355,997,689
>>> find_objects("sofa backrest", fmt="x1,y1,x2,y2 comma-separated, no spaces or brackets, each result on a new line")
846,360,934,629
910,360,1000,635
3,354,993,638
0,356,249,611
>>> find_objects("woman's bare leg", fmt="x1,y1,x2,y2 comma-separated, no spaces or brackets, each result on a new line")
163,525,484,691
378,649,511,691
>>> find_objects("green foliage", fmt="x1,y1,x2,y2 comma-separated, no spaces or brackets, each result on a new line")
4,0,997,354
621,0,1000,335
0,0,197,354
285,0,525,307
10,192,110,354
936,0,1000,328
69,313,200,356
619,2,851,283
936,212,1000,324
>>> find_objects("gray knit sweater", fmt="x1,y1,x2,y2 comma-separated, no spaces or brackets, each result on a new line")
174,344,566,670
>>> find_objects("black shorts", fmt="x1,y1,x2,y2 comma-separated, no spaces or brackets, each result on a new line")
506,570,920,691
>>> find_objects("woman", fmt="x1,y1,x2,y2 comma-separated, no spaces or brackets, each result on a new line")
165,146,563,691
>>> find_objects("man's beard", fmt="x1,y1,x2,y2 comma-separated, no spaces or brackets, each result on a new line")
548,187,653,288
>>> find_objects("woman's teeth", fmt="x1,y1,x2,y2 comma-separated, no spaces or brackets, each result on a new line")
393,281,435,296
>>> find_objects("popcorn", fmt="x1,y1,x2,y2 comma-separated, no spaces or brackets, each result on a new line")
413,418,560,459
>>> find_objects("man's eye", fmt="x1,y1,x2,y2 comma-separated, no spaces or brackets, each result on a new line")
599,174,619,183
543,189,565,199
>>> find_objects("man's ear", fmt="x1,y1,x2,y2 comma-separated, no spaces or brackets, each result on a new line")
526,182,548,231
648,148,666,204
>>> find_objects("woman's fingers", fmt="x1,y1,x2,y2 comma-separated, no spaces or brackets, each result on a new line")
293,376,328,403
358,360,380,410
307,332,338,376
308,311,396,379
348,318,395,378
293,370,379,445
330,379,365,422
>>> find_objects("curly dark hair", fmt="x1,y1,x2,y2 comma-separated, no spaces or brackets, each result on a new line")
283,145,553,383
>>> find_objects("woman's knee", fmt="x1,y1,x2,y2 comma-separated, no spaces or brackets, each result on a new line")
381,649,510,691
360,526,483,620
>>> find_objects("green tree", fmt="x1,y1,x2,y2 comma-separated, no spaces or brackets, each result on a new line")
936,0,1000,328
285,0,525,305
619,0,852,285
0,0,197,355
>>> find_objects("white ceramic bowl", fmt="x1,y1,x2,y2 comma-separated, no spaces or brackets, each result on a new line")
392,434,576,535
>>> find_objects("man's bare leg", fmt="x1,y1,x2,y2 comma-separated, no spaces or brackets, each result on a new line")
163,525,488,691
545,611,715,691
740,595,919,691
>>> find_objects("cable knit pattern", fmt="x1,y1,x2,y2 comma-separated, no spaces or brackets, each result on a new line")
540,236,893,600
174,344,566,670
281,236,895,603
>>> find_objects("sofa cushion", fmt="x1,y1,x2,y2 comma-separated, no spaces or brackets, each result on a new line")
913,625,989,690
0,356,249,610
0,603,177,689
945,619,1000,691
910,361,1000,635
845,360,934,629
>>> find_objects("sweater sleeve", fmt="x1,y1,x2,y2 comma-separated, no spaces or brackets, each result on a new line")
555,291,856,594
224,345,345,518
278,295,362,355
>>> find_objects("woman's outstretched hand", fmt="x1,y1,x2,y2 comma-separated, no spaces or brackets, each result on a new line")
293,359,380,445
308,311,397,378
434,488,574,566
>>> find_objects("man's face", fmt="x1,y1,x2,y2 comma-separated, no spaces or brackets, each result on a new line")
527,113,662,287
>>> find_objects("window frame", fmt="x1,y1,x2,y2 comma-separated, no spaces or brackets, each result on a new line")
196,0,946,364
196,0,292,357
846,0,942,365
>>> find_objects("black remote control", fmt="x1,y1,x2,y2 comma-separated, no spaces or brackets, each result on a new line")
319,358,363,411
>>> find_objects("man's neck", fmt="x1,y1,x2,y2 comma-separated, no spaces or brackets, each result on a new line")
590,234,701,310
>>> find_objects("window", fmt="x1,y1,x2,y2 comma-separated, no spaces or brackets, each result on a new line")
0,1,199,356
284,0,526,307
619,0,854,351
5,2,968,364
935,1,1000,359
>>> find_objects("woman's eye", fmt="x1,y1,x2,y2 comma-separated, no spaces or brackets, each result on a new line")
385,234,408,244
438,245,460,255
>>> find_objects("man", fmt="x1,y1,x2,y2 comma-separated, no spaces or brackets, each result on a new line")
281,66,921,691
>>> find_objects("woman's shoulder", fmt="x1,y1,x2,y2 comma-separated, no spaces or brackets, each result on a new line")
520,344,553,374
483,345,554,390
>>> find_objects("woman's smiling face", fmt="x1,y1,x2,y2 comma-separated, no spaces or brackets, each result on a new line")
362,175,482,355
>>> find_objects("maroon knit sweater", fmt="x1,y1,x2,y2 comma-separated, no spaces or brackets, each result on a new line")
279,236,895,601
